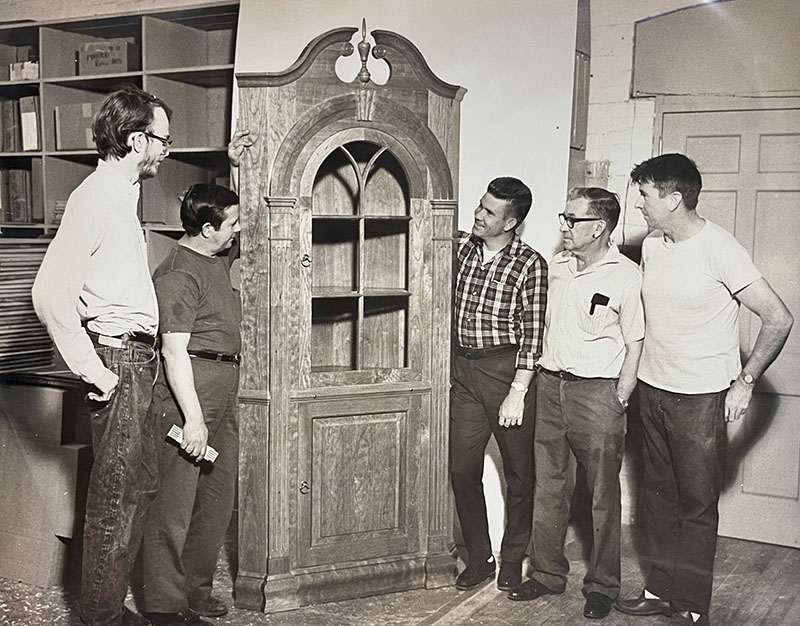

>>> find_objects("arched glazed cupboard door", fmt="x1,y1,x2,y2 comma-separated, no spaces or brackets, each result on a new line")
234,24,465,612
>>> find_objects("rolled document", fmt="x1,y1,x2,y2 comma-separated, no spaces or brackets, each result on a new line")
167,424,219,463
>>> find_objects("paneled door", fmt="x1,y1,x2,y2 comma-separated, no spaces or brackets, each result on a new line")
659,101,800,547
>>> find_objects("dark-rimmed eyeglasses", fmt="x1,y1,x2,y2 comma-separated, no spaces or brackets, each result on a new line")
558,213,603,229
142,131,173,148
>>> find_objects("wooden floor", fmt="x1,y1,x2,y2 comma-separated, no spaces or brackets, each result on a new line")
1,528,798,626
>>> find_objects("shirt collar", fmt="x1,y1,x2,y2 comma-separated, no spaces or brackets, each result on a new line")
469,232,523,259
555,242,622,272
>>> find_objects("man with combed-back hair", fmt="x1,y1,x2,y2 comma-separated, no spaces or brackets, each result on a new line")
450,177,547,593
615,153,793,626
32,85,172,626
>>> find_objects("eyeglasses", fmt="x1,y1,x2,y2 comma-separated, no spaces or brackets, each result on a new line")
558,213,603,229
142,131,173,148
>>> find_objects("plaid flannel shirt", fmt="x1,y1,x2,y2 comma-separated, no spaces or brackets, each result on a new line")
454,231,548,370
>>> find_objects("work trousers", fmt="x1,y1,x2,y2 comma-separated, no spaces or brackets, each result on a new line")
639,381,727,616
449,350,536,566
80,341,159,626
531,372,625,598
141,358,239,612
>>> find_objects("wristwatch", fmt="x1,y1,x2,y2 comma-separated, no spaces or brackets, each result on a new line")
740,372,756,385
510,382,528,393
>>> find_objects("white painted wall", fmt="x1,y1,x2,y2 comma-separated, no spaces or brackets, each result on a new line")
235,0,578,553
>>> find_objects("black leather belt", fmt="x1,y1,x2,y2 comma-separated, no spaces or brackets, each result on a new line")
187,350,240,363
87,330,157,348
540,367,610,382
455,344,517,359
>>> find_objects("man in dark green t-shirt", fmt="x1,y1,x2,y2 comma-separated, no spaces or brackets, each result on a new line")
141,184,241,626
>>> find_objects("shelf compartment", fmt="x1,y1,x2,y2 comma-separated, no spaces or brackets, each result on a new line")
145,75,231,149
146,65,233,88
143,15,236,71
141,151,230,225
363,218,408,291
362,296,408,370
39,19,142,80
145,228,182,272
312,218,358,292
42,155,95,228
311,297,358,373
312,147,359,216
362,148,409,216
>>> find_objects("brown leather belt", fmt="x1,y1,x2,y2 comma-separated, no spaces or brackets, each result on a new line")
455,344,517,359
187,350,240,363
87,330,157,348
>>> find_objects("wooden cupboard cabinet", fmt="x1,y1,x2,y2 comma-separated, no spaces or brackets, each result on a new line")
234,24,465,612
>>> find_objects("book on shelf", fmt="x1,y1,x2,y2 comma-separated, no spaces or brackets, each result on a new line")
1,98,20,152
0,169,8,222
8,169,31,222
19,95,40,152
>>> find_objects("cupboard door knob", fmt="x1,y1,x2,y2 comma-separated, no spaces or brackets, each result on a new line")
301,254,312,267
299,480,311,494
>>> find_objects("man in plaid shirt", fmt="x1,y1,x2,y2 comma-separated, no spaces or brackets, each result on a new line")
450,177,548,593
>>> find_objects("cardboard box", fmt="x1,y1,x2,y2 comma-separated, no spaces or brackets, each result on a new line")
55,102,101,150
10,61,39,81
77,39,139,76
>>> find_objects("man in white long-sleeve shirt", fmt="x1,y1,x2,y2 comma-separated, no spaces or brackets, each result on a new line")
32,85,172,626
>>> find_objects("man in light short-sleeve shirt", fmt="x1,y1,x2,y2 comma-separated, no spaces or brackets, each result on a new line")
615,154,793,626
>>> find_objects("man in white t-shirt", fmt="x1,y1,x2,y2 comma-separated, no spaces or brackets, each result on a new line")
615,153,793,626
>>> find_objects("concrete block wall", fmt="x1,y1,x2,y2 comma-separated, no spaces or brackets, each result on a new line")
587,0,699,247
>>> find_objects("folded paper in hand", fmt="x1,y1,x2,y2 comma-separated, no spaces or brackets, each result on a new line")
167,424,219,463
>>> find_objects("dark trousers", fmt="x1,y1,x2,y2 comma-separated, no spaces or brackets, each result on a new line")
141,359,239,612
80,342,159,626
449,351,536,565
531,372,625,598
639,381,727,615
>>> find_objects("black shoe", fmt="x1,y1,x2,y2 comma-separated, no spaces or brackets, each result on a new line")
584,592,614,619
496,561,522,591
672,610,710,626
144,610,213,626
507,579,564,602
455,556,496,590
615,592,672,616
189,595,228,618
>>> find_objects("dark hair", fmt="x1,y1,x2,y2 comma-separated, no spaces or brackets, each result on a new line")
630,153,702,211
487,177,533,224
181,183,240,236
567,187,621,232
93,85,172,160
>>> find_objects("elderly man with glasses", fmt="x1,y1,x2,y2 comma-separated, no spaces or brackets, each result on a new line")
508,187,644,621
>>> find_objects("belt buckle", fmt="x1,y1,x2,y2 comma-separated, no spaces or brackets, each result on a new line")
97,334,124,348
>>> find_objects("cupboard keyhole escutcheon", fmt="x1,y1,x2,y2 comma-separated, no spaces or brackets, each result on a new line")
301,254,312,267
299,480,311,495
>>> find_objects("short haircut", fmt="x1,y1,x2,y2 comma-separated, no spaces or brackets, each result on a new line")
630,153,702,211
181,184,240,236
487,177,533,224
93,85,172,160
567,186,621,232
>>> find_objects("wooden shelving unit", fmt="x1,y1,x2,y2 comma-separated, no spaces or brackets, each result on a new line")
0,2,238,256
0,2,238,372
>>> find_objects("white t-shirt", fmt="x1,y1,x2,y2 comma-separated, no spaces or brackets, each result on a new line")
638,219,761,394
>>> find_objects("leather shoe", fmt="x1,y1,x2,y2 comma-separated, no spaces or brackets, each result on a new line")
507,579,564,601
672,610,710,625
615,592,672,616
144,609,213,626
455,556,495,590
189,595,228,617
496,561,522,591
584,592,614,619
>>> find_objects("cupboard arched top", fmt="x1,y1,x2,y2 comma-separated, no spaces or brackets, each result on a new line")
269,93,454,200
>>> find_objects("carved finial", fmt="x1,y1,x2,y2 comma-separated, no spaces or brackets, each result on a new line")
357,18,371,83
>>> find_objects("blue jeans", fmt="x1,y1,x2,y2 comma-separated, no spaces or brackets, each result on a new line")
638,381,727,616
80,341,159,626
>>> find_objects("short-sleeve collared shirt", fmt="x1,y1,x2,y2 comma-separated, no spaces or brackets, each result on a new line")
539,244,644,378
454,231,547,370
